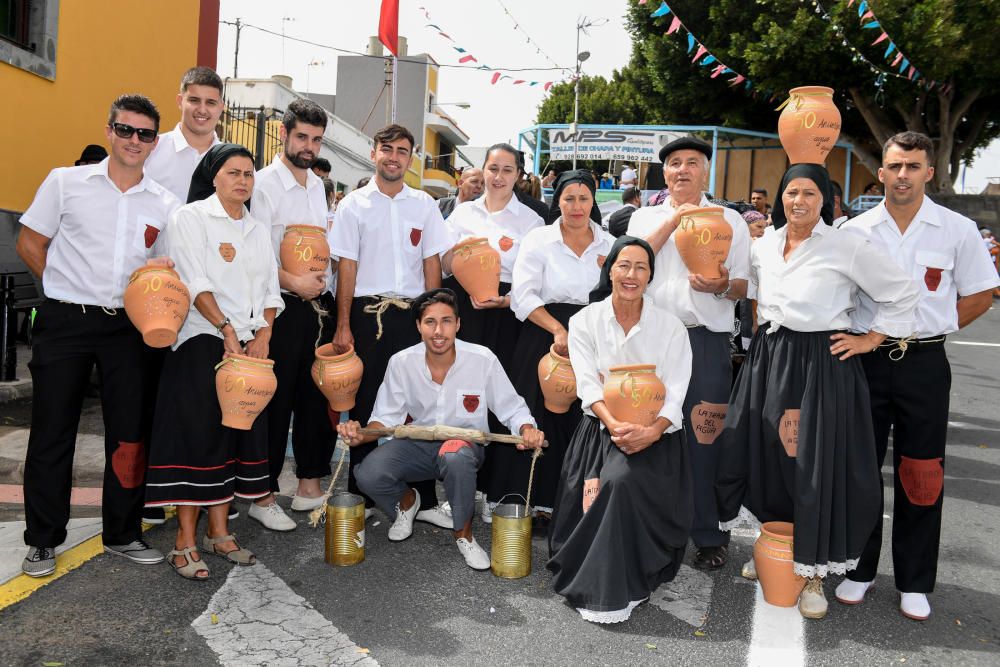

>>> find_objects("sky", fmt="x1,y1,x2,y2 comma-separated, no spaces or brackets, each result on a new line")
215,0,999,192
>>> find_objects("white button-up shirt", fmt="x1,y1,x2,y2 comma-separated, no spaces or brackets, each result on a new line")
446,195,544,283
329,180,452,298
166,194,284,349
751,222,918,336
510,219,615,322
627,195,751,332
20,159,180,308
144,124,221,202
250,157,335,293
370,339,536,434
842,198,1000,338
568,296,692,432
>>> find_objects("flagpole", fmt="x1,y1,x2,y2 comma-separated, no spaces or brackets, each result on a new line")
391,56,398,123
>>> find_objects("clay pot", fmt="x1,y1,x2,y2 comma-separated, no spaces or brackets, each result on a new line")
215,354,277,430
754,521,807,607
280,225,330,276
674,207,733,279
777,85,842,165
602,365,666,426
123,264,191,348
537,345,576,414
312,344,364,412
451,237,501,301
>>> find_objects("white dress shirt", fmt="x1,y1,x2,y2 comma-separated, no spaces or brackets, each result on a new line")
370,339,536,434
627,195,751,332
250,157,335,293
446,195,544,283
568,296,692,433
166,194,284,349
329,179,452,298
144,124,221,202
20,159,180,308
842,198,1000,338
510,219,615,322
751,222,918,336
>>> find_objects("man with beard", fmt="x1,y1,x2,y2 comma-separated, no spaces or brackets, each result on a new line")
437,167,484,219
248,98,335,531
329,124,453,525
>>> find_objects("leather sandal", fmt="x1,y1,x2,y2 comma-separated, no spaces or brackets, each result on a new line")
693,544,729,570
202,533,256,566
168,546,210,581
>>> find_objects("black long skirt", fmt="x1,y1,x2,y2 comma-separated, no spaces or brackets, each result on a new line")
547,416,692,617
145,334,270,507
480,302,585,511
715,327,881,578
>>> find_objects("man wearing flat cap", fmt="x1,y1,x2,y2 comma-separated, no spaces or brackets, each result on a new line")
627,136,751,571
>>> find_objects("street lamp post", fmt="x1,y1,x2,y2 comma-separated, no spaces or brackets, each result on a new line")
572,16,606,169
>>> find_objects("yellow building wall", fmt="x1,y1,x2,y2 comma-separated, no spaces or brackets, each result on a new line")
427,66,438,96
0,0,204,212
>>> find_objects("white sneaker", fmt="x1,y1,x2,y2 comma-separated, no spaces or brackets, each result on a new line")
388,490,420,542
741,557,757,581
365,508,376,520
455,537,490,570
835,579,873,605
480,500,494,524
798,577,828,619
248,501,296,531
416,501,453,529
290,494,326,512
900,592,931,621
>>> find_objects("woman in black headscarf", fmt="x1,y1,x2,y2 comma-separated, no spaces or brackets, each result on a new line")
547,236,694,624
145,144,284,580
714,164,919,618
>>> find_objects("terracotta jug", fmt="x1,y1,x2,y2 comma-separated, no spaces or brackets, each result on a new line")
123,264,191,348
777,85,842,165
674,207,733,279
215,354,277,430
537,345,577,414
602,365,666,426
312,344,364,412
280,225,330,276
451,237,501,301
754,521,807,607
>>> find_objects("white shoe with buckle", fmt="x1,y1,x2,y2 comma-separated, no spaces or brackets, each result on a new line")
455,537,490,570
248,501,296,531
835,579,873,605
741,557,757,581
900,592,931,621
416,501,453,529
799,577,828,619
388,490,420,542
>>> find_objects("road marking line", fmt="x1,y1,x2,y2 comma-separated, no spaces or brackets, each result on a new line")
0,533,103,610
192,561,379,666
746,582,805,667
948,341,1000,347
948,420,1000,432
650,564,713,627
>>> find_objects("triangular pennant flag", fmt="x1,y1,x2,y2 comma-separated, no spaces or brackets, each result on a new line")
862,10,874,20
458,54,477,63
892,52,903,66
700,55,717,66
439,32,452,40
858,1,868,17
745,80,753,90
651,1,671,18
872,32,889,45
666,16,682,35
692,45,708,63
491,72,501,84
639,0,648,4
885,42,896,58
427,23,442,30
729,74,746,86
529,81,538,86
899,57,909,72
847,0,855,5
687,33,696,53
453,46,466,53
862,21,880,29
544,81,554,90
710,65,727,79
513,79,525,85
907,66,916,80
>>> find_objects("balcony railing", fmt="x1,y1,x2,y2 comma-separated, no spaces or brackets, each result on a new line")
425,156,458,178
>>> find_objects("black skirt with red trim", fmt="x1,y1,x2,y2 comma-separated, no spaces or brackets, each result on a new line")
145,334,270,507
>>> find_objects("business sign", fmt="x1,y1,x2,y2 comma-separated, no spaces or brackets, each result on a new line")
547,128,687,162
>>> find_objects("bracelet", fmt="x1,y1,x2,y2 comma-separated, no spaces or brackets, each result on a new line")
215,316,231,333
714,281,732,300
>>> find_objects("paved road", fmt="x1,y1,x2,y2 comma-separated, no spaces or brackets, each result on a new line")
1,308,999,666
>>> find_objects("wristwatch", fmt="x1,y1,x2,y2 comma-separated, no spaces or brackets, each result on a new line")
215,316,231,333
714,281,732,300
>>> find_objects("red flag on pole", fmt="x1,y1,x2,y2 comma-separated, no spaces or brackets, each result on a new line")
379,0,400,56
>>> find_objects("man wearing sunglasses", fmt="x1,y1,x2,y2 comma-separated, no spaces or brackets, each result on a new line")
16,94,180,578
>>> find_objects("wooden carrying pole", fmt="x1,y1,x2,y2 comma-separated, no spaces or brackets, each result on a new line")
358,424,548,448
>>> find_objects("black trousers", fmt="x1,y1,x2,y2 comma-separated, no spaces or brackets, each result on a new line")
266,293,337,493
347,297,435,510
23,301,146,547
850,340,950,592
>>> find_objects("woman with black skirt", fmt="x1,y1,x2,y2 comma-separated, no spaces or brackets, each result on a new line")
486,171,613,523
548,236,693,624
145,144,284,580
715,164,919,618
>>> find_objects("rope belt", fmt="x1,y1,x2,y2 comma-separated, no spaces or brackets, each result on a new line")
879,335,946,361
58,300,118,316
362,296,411,340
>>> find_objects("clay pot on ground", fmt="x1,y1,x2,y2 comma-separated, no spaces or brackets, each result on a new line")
312,344,364,412
777,85,842,165
280,225,330,276
754,521,807,607
674,207,733,279
123,264,191,348
602,365,666,426
215,354,277,430
538,345,576,414
451,237,501,301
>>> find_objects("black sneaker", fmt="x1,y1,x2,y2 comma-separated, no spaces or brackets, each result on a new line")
103,539,165,565
142,507,166,525
22,546,56,577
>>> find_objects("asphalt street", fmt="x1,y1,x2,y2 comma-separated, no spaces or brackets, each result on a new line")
0,306,998,666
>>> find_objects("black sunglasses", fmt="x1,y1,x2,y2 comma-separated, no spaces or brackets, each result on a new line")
110,122,157,143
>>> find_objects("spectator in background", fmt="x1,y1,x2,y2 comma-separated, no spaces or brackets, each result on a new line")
322,177,336,229
863,182,881,196
620,162,637,189
438,167,485,219
750,188,771,218
830,180,854,226
608,187,642,238
741,209,766,239
356,176,370,189
513,153,552,222
599,173,614,190
312,157,332,179
74,144,107,166
541,169,557,188
518,173,543,201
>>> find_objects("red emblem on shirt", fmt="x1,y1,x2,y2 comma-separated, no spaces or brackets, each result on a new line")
499,236,514,252
111,440,146,489
899,456,944,506
463,394,480,413
597,254,607,268
924,267,943,291
410,227,422,246
144,225,160,249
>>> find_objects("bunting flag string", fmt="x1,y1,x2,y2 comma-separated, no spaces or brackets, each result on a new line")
841,0,932,87
494,0,572,76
